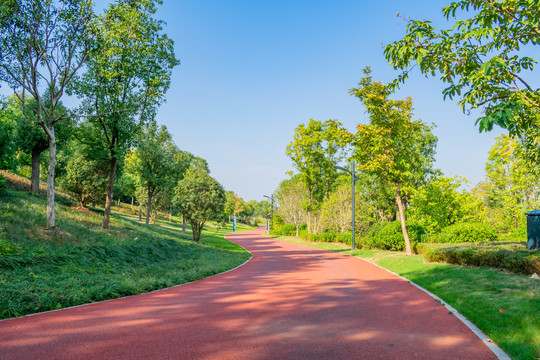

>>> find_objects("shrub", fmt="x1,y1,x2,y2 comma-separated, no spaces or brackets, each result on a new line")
271,223,297,236
417,242,540,275
436,222,498,243
366,221,388,239
367,221,425,251
0,174,6,196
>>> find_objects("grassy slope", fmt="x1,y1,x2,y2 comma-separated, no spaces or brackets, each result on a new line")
0,188,253,319
273,235,539,360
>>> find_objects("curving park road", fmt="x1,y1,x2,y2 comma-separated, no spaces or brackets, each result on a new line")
1,226,500,359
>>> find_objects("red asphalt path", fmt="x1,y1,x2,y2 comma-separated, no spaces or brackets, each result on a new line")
0,226,498,360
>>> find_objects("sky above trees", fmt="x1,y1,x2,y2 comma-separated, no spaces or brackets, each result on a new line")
4,0,539,201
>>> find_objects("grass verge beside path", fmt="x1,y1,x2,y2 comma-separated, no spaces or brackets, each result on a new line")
0,189,253,320
273,235,539,360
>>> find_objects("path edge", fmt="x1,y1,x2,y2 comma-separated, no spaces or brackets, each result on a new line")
0,232,254,324
355,256,511,360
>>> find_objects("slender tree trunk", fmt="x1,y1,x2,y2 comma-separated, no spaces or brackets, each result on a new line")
102,157,118,229
169,205,172,222
296,224,299,237
138,204,142,221
46,135,56,229
146,190,153,225
182,215,187,234
395,185,412,255
30,150,41,194
307,189,312,233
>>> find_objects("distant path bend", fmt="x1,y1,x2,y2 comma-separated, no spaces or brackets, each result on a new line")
1,226,499,359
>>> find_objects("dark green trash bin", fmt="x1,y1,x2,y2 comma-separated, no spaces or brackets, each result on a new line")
525,210,540,250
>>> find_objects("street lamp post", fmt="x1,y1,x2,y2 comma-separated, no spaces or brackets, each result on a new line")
335,160,359,250
263,194,276,233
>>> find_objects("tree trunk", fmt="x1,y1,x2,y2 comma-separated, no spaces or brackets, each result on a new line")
30,149,41,194
45,135,56,229
296,224,299,237
307,189,312,233
169,205,172,222
102,157,118,229
138,204,142,221
146,190,152,225
395,185,412,255
182,216,187,234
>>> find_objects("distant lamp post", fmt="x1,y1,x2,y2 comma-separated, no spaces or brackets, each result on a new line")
335,160,359,250
264,194,276,233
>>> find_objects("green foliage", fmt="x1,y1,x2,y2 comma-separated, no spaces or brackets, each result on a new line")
59,143,108,207
350,67,436,254
0,174,6,196
0,97,17,170
384,0,540,168
482,135,539,232
434,222,499,243
417,242,540,275
365,221,425,251
175,168,226,242
285,119,351,233
366,221,388,239
271,223,297,236
409,176,486,233
0,185,249,319
276,174,307,231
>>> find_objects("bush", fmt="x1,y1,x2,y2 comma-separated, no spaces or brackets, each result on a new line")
271,223,297,236
366,221,425,251
436,222,498,243
0,174,6,196
366,221,388,239
417,242,540,275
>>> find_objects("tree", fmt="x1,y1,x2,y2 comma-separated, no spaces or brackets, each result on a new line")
60,142,108,207
286,119,350,233
125,124,176,225
0,96,17,170
350,67,437,254
384,0,540,164
276,175,307,236
0,0,93,229
72,0,179,229
10,94,73,194
175,168,226,242
484,134,539,230
408,175,485,233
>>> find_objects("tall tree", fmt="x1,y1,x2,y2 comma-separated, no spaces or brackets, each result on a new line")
485,134,539,229
286,119,350,233
10,94,73,194
125,124,176,225
350,67,437,255
72,0,179,229
0,0,94,229
384,0,540,165
276,175,307,236
408,175,485,233
0,96,17,171
175,168,226,242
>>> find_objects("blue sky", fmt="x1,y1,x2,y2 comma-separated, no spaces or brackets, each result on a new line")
153,0,520,201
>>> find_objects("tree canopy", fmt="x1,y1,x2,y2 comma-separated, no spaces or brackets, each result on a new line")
384,0,540,165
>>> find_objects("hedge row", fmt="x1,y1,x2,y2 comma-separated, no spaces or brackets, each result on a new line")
417,242,540,275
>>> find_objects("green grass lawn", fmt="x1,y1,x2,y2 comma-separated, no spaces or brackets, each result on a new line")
0,189,253,319
273,235,540,360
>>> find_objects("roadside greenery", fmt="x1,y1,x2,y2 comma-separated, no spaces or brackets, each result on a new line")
273,234,539,360
0,185,252,319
